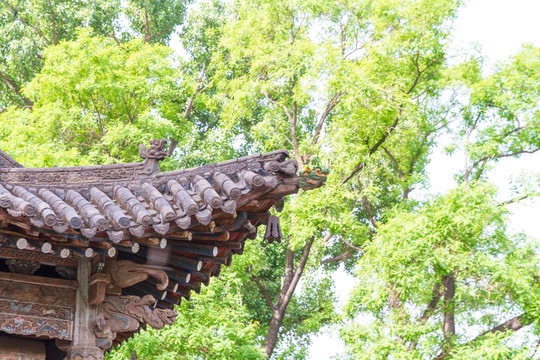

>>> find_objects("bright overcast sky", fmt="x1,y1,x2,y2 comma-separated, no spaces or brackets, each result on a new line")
309,1,540,358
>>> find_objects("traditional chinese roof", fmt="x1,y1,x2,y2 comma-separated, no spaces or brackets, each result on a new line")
0,141,304,310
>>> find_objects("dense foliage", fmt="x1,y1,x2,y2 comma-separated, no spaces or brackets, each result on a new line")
0,0,538,359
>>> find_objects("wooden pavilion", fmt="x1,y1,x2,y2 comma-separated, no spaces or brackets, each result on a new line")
0,140,321,359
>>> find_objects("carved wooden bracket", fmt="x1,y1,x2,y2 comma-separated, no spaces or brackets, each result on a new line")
89,260,169,305
89,273,110,306
95,295,177,350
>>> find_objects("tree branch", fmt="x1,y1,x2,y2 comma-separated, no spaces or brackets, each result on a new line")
89,92,105,136
467,148,540,179
312,92,342,146
0,70,33,107
281,245,295,295
1,0,51,44
184,64,206,119
405,55,443,95
283,238,314,302
168,64,208,157
250,274,276,312
262,91,293,122
532,338,540,358
419,283,442,324
463,112,483,183
321,249,352,264
47,0,57,44
339,235,363,252
262,90,303,167
342,110,401,184
470,313,531,343
110,30,122,45
435,313,532,359
403,132,432,199
143,6,151,43
263,238,314,357
388,287,406,344
382,146,405,180
291,100,302,167
499,192,540,206
321,235,364,264
408,282,441,351
363,196,378,228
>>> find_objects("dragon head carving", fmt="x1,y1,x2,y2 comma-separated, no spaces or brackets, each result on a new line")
104,260,169,290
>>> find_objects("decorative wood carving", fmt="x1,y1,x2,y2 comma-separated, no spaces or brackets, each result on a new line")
6,259,41,274
0,273,75,341
298,165,329,190
0,164,140,186
0,246,77,267
89,260,169,305
105,260,168,290
67,347,103,360
95,295,177,350
0,300,72,339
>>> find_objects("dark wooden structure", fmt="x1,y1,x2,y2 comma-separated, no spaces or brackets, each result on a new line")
0,140,321,359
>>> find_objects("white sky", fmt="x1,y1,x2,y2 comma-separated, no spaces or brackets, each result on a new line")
309,1,540,358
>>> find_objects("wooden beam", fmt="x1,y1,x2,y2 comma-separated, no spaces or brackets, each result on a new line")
0,271,77,289
260,178,299,199
0,247,77,267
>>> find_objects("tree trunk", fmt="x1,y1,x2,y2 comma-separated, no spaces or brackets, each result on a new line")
439,274,455,359
262,239,314,358
263,303,288,356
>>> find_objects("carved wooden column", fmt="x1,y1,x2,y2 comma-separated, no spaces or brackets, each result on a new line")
67,258,103,360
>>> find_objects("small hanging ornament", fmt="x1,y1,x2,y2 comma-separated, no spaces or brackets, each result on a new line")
264,215,283,243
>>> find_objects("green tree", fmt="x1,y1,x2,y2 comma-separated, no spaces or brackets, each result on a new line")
0,0,120,109
340,46,540,359
3,0,538,359
0,30,187,166
122,0,190,44
209,0,463,356
107,265,267,360
0,0,190,111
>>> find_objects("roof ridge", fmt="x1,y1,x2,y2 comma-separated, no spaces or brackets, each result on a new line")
0,149,294,190
0,149,24,169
